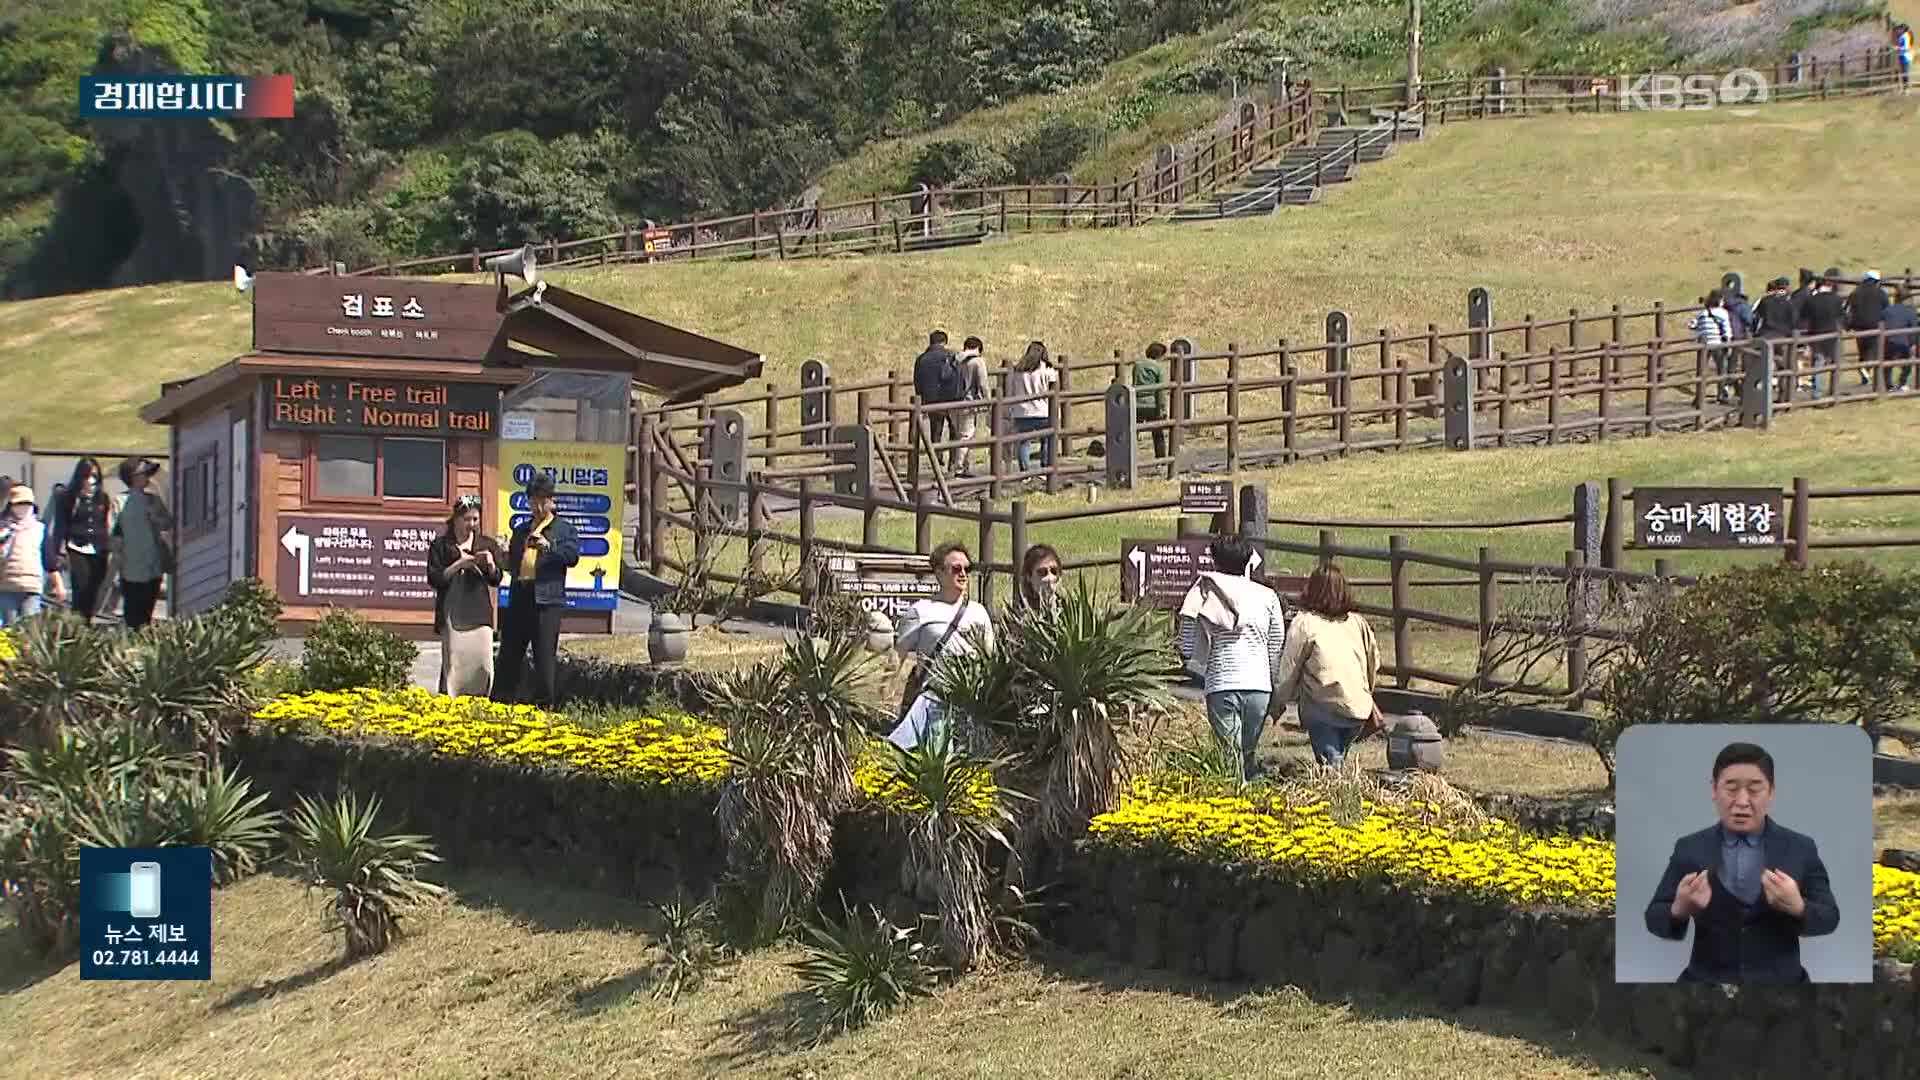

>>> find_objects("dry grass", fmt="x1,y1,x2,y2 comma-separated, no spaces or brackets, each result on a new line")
563,624,793,676
8,97,1920,451
0,870,1668,1080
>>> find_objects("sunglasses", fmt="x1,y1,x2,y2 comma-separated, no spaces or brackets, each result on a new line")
1035,566,1061,577
942,563,972,575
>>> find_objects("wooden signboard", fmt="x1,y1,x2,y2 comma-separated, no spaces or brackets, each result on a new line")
265,374,500,438
251,272,504,361
819,551,937,623
1630,487,1784,549
274,515,440,610
1180,479,1231,515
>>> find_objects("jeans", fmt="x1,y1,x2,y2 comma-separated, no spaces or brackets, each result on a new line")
1300,699,1362,767
1011,415,1052,471
1890,343,1914,388
1708,346,1734,400
1855,333,1881,386
0,591,42,627
493,586,563,706
1206,689,1270,779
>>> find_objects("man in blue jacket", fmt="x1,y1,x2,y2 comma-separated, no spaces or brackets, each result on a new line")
1644,742,1839,984
493,472,580,706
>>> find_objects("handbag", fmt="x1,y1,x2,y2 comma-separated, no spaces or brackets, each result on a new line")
897,600,971,721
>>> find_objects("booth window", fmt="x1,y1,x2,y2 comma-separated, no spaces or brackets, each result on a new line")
311,435,447,504
179,448,218,536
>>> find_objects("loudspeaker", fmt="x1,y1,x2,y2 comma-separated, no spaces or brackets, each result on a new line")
485,244,540,283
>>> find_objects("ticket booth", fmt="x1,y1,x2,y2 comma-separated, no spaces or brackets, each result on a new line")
139,271,761,637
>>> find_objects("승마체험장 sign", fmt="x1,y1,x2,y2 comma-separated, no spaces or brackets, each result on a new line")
1630,487,1784,549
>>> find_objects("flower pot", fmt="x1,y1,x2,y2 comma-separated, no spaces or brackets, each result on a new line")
648,612,691,665
1386,711,1445,772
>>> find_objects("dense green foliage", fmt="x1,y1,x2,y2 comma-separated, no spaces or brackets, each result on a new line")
0,0,1883,287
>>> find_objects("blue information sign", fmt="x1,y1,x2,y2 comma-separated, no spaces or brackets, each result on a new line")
80,847,213,980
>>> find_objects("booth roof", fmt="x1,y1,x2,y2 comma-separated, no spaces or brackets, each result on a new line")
496,282,763,404
139,354,529,426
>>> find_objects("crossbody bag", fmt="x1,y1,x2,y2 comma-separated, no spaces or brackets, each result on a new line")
897,601,971,721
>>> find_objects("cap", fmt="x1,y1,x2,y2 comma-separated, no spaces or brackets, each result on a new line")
117,457,162,485
1864,269,1881,281
1768,276,1790,289
6,485,34,507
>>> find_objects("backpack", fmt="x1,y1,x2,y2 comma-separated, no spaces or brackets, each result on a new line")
1132,361,1165,416
932,350,966,404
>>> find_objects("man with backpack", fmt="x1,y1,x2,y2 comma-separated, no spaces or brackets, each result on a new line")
948,336,990,478
1134,342,1170,472
913,330,967,472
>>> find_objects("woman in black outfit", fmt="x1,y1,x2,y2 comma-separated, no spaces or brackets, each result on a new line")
52,457,114,622
426,495,506,697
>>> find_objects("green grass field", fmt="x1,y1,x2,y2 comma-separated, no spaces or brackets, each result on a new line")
0,870,1670,1080
6,96,1920,452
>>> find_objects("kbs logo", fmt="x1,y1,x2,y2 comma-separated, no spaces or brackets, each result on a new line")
1617,69,1771,111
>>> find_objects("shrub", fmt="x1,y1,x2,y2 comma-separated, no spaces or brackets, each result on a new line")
210,577,283,647
287,790,447,959
0,612,123,747
649,894,724,1003
1004,115,1096,183
790,903,939,1041
299,609,418,692
167,764,283,887
907,139,1014,190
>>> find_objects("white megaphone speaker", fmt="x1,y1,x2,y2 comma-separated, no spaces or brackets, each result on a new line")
233,265,254,292
485,244,539,285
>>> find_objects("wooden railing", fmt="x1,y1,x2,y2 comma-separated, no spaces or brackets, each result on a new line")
305,49,1901,278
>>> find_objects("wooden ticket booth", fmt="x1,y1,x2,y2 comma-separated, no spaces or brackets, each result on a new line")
139,271,761,637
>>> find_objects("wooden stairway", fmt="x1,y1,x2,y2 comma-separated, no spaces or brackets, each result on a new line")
1169,107,1424,223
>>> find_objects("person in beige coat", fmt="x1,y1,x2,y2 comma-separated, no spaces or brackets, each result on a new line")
1270,562,1383,767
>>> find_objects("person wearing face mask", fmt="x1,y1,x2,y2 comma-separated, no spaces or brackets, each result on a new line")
1645,742,1838,983
427,494,506,697
1016,543,1064,612
0,485,66,625
51,457,114,623
888,541,996,750
111,457,172,629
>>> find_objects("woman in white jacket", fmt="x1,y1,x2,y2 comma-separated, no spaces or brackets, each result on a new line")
1177,534,1287,780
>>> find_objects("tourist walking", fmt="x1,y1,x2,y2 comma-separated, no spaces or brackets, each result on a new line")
0,485,64,625
112,457,171,630
948,335,990,478
1799,272,1847,399
912,329,967,474
888,540,995,750
427,494,505,697
50,457,113,622
1016,543,1064,612
1885,285,1917,391
493,473,580,706
1004,341,1057,473
1133,343,1170,469
1845,269,1889,386
1270,563,1383,769
1690,290,1734,403
1177,534,1287,781
1896,23,1913,92
1751,277,1799,402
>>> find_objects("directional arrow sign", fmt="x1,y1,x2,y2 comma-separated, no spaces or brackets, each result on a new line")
1246,546,1262,577
1127,546,1147,593
281,525,311,595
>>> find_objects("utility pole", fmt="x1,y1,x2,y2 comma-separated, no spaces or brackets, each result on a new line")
1406,0,1422,102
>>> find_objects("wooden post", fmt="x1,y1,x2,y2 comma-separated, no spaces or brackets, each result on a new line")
1602,476,1623,571
976,498,995,607
1476,546,1496,670
637,417,656,564
1565,549,1588,702
915,488,934,556
1389,534,1411,688
887,371,903,445
1010,499,1028,597
907,397,923,496
1057,353,1075,456
1226,344,1241,473
649,466,668,576
1788,476,1811,567
764,384,779,457
797,478,816,605
746,473,765,582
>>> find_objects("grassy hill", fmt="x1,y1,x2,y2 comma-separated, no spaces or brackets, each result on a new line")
8,94,1918,452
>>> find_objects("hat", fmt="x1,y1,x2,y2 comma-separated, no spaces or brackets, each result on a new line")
5,485,34,508
1768,276,1790,289
117,457,161,485
1823,267,1842,280
525,472,557,498
1864,269,1881,282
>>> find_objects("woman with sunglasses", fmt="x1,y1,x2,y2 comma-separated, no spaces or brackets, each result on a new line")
1016,543,1064,612
887,540,996,750
427,494,505,697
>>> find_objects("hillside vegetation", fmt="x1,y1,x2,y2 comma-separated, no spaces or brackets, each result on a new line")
0,0,1892,299
6,94,1915,451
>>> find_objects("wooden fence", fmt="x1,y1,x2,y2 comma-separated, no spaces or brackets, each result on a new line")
305,49,1901,278
636,452,1920,695
635,270,1920,510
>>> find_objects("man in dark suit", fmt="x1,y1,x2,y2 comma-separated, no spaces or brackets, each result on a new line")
492,473,580,706
1644,742,1839,983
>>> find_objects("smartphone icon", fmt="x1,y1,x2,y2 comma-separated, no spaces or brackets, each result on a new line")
128,862,162,919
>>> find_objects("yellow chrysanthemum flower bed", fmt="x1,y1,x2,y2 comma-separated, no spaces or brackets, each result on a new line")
252,688,730,786
1090,780,1920,958
0,629,15,663
852,746,1001,821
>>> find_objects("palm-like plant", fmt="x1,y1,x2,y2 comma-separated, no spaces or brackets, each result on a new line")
717,714,835,940
777,633,883,809
924,626,1028,756
287,791,447,959
167,764,283,886
790,903,940,1041
114,613,272,759
0,612,125,748
875,732,1025,971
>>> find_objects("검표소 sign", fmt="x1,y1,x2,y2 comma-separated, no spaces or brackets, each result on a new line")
265,374,500,438
274,515,440,610
497,443,625,612
1630,487,1784,549
250,272,505,361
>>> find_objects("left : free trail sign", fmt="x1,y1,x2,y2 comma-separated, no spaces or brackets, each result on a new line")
266,375,500,438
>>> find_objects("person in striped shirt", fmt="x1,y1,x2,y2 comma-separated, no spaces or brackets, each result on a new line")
1178,534,1288,780
1691,289,1735,404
